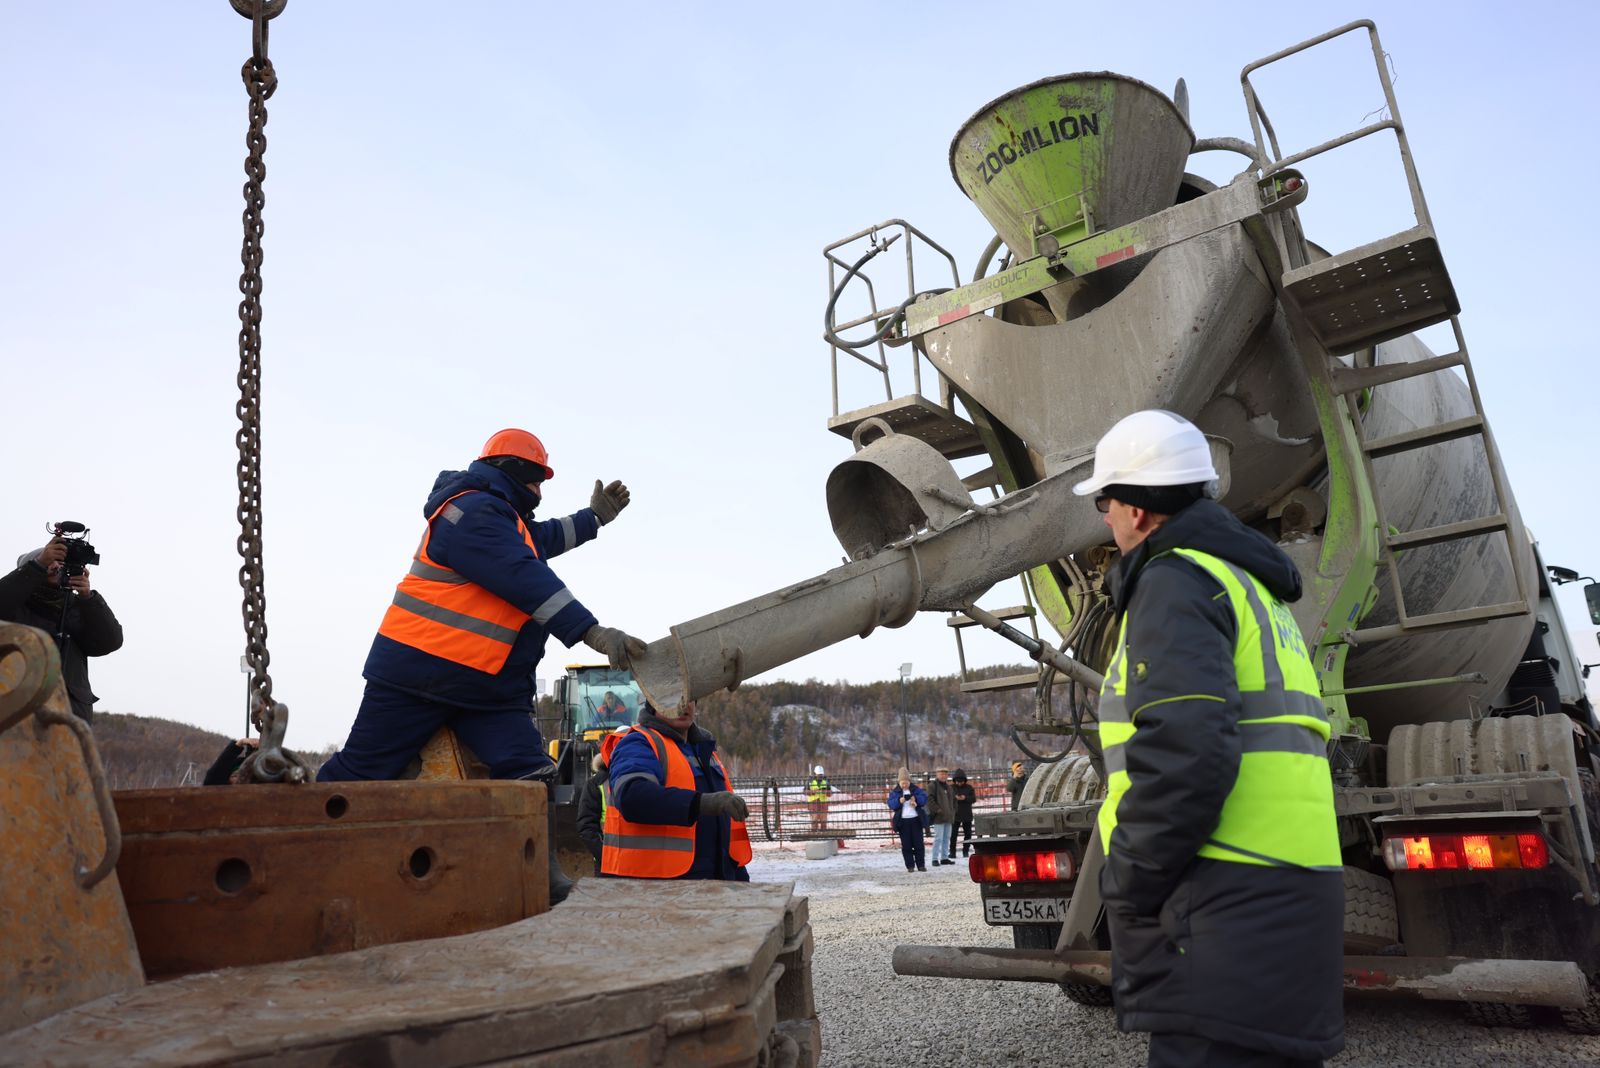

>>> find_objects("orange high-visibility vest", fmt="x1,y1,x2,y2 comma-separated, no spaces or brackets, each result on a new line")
600,726,753,878
376,491,539,673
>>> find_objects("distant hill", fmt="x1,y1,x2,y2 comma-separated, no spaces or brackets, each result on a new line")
93,664,1064,787
693,665,1072,778
91,712,336,789
91,712,234,789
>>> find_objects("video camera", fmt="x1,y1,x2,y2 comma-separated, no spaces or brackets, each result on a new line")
50,521,100,585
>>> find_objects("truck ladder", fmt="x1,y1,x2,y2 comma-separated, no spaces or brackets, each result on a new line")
1239,20,1534,643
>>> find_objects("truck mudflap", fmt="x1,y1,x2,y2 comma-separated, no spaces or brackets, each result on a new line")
891,945,1590,1010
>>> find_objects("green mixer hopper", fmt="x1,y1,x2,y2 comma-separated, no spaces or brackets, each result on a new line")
948,73,1194,258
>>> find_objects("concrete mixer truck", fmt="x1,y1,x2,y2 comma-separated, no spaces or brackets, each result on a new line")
627,19,1600,1028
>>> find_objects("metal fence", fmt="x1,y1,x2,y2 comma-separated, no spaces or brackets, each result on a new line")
732,767,1015,842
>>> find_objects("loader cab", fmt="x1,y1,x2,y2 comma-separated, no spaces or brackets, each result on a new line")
557,665,645,740
547,665,646,801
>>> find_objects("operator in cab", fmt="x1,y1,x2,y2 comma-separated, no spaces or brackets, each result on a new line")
318,428,647,905
1074,410,1342,1068
595,689,632,728
600,698,751,881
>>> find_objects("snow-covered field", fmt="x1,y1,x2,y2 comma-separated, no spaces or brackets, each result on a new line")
748,847,1600,1067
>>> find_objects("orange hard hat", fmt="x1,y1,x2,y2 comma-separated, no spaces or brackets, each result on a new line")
479,428,554,480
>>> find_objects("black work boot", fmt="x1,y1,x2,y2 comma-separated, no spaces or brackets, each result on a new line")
546,802,573,905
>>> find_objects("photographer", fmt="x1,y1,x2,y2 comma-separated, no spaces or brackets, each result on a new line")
0,535,123,723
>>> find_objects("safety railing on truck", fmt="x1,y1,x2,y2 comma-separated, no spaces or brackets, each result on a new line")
733,767,1018,843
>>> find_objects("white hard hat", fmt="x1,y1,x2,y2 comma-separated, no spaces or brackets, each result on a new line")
1071,410,1218,496
813,765,825,775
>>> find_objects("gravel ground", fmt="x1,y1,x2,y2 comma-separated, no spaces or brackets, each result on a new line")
748,845,1600,1068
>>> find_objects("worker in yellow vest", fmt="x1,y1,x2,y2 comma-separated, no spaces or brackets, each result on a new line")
1073,410,1343,1068
805,765,832,832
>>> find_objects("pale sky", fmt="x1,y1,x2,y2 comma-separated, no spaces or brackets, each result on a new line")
4,2,1596,748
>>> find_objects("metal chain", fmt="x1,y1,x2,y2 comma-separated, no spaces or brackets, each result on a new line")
233,0,285,733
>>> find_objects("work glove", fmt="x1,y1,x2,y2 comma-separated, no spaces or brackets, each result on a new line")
583,624,647,670
590,479,631,524
700,791,749,822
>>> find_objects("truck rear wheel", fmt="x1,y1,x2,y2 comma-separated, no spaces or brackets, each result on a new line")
1012,923,1114,1007
1464,1000,1534,1028
1559,971,1600,1034
1342,866,1399,952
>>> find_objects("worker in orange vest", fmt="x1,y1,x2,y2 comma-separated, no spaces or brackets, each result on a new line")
601,699,752,881
318,428,646,903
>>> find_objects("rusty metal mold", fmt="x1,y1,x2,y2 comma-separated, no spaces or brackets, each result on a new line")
1,623,143,1033
112,780,549,978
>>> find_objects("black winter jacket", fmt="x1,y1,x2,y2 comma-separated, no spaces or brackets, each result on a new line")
0,560,123,722
576,763,605,861
1098,499,1343,1060
951,781,976,816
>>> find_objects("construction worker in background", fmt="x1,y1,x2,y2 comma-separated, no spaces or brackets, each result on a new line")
577,725,631,872
806,764,832,833
1006,760,1029,810
318,428,648,906
1073,410,1342,1067
601,699,752,881
596,689,631,727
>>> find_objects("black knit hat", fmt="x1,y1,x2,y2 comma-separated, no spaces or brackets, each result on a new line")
952,768,968,782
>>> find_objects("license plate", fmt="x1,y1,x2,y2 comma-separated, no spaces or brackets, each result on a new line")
983,897,1068,925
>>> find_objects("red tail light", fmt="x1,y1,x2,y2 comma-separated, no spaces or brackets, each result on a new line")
1383,832,1549,872
968,850,1075,884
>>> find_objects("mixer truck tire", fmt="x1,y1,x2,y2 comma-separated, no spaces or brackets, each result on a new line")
1465,1000,1535,1029
1012,923,1115,1007
1561,773,1600,1034
1560,974,1600,1035
1341,866,1399,952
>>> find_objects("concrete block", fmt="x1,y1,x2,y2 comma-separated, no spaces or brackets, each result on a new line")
803,840,838,860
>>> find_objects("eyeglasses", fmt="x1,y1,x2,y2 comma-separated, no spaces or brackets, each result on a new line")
1094,494,1113,514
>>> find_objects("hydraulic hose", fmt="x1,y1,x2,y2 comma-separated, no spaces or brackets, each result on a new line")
823,234,950,350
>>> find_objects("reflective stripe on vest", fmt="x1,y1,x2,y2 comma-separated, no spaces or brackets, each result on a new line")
376,491,540,673
807,778,831,802
601,726,753,878
1097,547,1341,871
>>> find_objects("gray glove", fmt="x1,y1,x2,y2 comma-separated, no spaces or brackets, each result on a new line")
700,791,749,822
583,623,647,670
590,479,631,524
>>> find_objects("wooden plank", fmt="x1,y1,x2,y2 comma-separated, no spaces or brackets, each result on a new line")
777,1017,823,1068
783,893,809,941
7,882,802,1068
776,926,816,1021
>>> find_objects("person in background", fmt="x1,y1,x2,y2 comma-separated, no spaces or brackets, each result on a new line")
927,766,956,866
576,726,631,871
1008,760,1030,811
950,768,977,858
595,690,631,727
0,538,123,723
888,768,928,872
806,764,833,833
601,699,751,881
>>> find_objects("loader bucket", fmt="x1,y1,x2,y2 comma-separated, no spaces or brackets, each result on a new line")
949,73,1194,258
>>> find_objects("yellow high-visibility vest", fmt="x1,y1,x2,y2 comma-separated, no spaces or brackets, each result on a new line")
1097,547,1340,870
